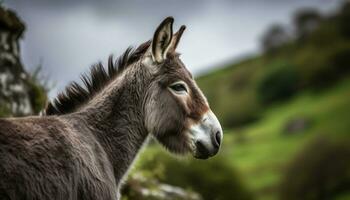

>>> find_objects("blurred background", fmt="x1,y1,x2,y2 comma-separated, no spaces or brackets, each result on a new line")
0,0,349,200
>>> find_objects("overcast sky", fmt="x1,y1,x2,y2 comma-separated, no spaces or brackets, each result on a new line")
4,0,342,98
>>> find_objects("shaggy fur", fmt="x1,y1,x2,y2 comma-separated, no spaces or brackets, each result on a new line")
0,17,211,200
45,41,151,115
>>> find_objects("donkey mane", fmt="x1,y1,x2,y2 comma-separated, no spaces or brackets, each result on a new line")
45,41,151,115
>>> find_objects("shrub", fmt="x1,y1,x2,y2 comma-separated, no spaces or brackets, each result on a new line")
138,149,253,200
26,65,50,114
295,44,350,89
293,8,322,41
279,135,350,200
339,1,350,38
0,104,11,117
329,47,350,77
260,24,290,54
257,66,299,105
27,79,47,114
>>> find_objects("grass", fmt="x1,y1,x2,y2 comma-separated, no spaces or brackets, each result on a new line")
223,78,350,200
130,8,350,199
133,78,350,200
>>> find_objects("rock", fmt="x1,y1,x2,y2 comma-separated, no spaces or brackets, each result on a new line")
122,173,202,200
284,117,312,134
0,6,46,117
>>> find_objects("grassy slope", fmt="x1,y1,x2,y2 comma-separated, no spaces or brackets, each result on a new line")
133,9,350,199
221,78,350,200
196,56,265,127
133,78,350,200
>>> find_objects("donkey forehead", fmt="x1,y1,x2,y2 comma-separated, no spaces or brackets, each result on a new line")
159,55,193,81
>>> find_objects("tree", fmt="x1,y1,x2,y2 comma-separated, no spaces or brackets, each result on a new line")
294,8,322,40
261,24,290,53
339,1,350,37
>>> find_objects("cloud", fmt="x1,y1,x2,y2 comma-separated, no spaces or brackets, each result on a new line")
4,0,342,98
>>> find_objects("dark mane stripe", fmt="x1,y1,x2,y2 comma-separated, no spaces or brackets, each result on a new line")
44,41,151,115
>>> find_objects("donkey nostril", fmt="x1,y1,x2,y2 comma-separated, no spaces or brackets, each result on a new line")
214,131,222,147
196,141,209,155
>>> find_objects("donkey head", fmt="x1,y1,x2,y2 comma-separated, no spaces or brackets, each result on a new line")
143,17,223,159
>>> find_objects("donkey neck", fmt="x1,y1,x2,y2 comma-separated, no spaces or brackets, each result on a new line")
67,62,152,183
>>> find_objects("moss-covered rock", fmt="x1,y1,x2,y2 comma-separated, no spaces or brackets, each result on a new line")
122,173,202,200
0,6,47,117
137,148,253,200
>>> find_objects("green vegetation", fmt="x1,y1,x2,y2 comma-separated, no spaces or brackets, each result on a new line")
196,2,350,129
2,2,349,200
133,148,253,200
226,79,350,200
0,103,11,117
257,64,299,104
133,3,350,200
279,135,350,200
27,65,49,114
134,78,350,200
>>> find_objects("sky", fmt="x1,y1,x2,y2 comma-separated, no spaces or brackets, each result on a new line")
4,0,343,98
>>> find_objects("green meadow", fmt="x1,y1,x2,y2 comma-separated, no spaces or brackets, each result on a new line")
131,4,350,199
223,78,350,200
133,78,350,200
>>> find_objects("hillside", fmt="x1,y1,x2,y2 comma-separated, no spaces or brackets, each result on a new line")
191,3,350,200
1,3,349,200
137,77,350,200
134,3,350,200
196,3,350,129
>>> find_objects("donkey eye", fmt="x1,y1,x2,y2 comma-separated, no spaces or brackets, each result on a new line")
169,83,188,93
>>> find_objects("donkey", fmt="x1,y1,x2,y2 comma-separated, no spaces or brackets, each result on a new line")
0,17,223,200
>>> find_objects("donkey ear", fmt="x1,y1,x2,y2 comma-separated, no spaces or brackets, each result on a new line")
151,17,174,63
168,25,186,53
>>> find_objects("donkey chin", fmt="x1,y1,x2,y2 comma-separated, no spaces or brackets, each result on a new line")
189,110,223,160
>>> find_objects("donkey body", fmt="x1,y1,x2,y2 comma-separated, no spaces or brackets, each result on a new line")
0,117,118,199
0,17,222,200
